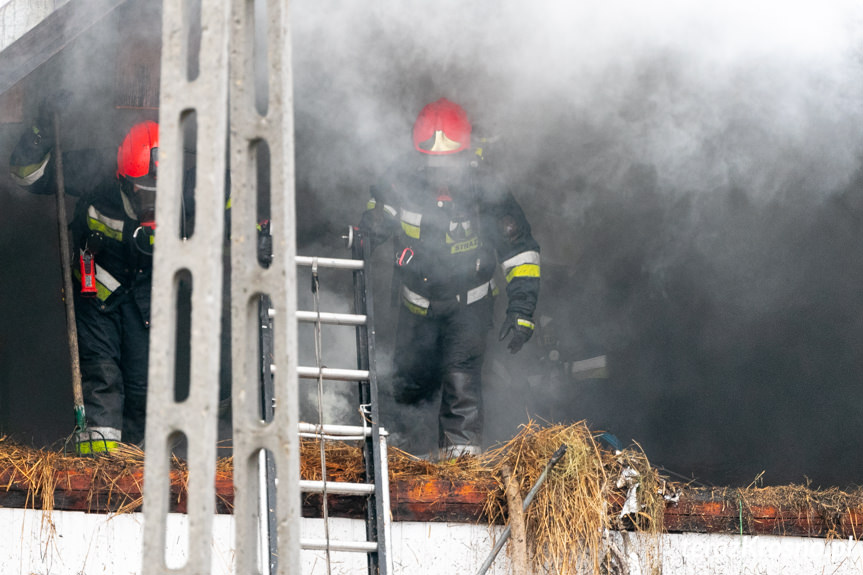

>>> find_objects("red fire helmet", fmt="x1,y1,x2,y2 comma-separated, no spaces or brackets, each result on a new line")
412,98,471,155
117,121,159,180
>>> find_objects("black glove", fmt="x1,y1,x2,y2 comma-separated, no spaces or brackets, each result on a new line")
16,91,73,163
498,312,535,354
257,220,273,267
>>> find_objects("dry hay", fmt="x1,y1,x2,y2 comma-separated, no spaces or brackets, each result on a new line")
0,435,150,514
0,425,663,572
700,481,863,541
304,420,668,574
477,421,667,574
8,424,863,573
0,435,235,515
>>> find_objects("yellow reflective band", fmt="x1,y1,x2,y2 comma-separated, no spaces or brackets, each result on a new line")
87,218,124,241
10,154,50,185
87,206,125,241
225,196,232,210
76,440,119,454
367,199,376,210
517,318,535,331
502,250,540,270
450,236,479,254
401,221,420,239
506,263,541,283
403,298,428,316
400,209,422,239
475,147,483,159
402,286,430,315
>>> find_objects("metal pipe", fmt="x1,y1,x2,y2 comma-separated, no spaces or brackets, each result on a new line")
296,255,364,270
299,433,367,441
475,444,568,575
300,480,375,495
298,422,382,437
297,310,367,325
298,366,369,381
300,539,378,553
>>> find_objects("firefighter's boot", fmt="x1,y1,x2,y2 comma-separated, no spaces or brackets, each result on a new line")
438,370,483,460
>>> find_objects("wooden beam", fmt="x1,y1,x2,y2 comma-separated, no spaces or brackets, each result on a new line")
0,0,128,95
502,464,529,575
1,458,862,541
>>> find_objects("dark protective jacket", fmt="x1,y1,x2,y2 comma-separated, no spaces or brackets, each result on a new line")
70,181,154,318
11,138,154,318
363,157,541,321
362,155,540,454
9,125,162,445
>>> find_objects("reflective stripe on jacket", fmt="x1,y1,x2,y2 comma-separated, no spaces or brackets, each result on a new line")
363,160,540,320
402,279,497,315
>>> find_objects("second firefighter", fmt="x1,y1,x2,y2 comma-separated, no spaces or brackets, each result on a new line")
361,98,541,459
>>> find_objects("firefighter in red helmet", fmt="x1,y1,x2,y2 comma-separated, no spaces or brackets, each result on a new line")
361,98,541,459
10,110,166,453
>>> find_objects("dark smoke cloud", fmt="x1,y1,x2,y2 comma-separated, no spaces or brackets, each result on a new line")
3,0,863,486
289,1,863,485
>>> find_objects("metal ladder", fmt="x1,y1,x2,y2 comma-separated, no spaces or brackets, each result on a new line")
258,228,391,574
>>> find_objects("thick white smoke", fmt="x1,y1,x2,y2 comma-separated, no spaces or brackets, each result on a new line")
287,0,863,483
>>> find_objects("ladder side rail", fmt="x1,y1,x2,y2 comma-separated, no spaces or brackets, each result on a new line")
364,232,391,575
378,431,395,574
351,229,389,575
351,232,377,575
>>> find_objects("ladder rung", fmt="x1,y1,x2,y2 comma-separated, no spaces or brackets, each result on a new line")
301,539,378,553
297,310,366,325
298,422,373,437
300,432,365,441
296,256,364,270
298,366,369,381
300,480,375,495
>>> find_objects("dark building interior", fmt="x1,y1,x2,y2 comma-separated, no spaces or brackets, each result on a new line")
2,0,863,487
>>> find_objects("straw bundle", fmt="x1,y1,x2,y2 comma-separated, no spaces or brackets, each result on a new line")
477,421,666,574
7,424,863,574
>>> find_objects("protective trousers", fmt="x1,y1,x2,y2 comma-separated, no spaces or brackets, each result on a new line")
391,295,492,453
75,293,150,445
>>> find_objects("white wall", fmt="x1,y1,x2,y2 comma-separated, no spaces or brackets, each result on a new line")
3,507,863,575
0,508,511,575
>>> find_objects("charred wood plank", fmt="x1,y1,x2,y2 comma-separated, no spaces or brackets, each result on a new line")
2,460,863,540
